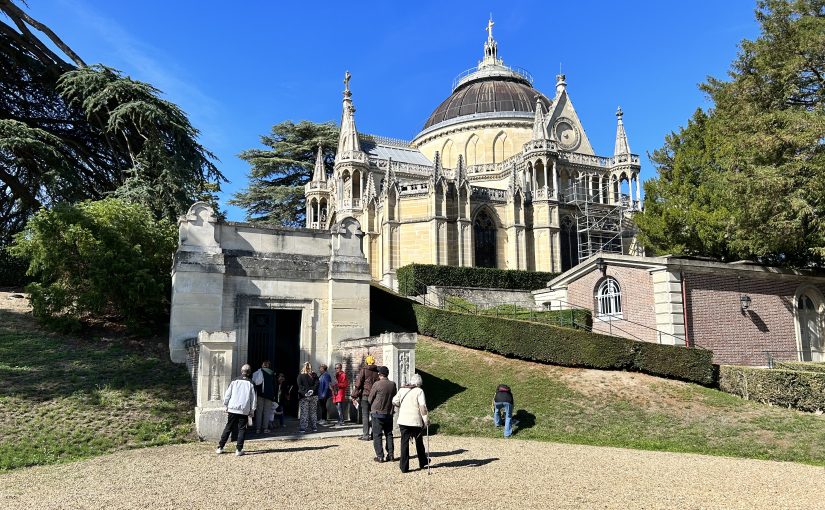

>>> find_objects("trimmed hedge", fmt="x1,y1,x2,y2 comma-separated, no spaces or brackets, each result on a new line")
372,284,715,385
444,295,593,329
775,361,825,374
719,365,825,412
397,263,557,296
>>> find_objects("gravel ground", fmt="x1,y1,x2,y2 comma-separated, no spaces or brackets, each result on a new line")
0,435,819,509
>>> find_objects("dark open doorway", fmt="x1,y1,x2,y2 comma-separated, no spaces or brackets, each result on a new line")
248,309,302,415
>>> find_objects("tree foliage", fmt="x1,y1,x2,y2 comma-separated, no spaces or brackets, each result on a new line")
637,0,825,266
231,120,338,226
0,0,225,245
11,198,177,332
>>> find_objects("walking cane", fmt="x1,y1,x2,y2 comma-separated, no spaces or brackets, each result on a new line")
426,422,431,475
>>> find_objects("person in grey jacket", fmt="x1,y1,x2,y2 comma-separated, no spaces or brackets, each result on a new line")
216,364,257,456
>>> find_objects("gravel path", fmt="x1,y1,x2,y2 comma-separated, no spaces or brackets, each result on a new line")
0,435,819,509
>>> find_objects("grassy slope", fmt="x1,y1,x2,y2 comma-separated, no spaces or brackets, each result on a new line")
417,336,825,466
0,308,195,471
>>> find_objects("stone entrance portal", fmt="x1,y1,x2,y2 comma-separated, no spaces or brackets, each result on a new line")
247,309,301,384
170,202,399,439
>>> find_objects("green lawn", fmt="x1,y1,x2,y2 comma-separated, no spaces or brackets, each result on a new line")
0,311,195,470
417,336,825,466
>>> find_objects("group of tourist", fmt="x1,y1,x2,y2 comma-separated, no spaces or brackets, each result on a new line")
215,357,511,468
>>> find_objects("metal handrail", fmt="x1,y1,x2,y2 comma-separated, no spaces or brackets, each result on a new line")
545,297,687,345
764,350,823,368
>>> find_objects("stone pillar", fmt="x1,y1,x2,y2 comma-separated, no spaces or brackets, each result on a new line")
169,202,225,364
329,217,371,348
338,332,418,388
195,330,236,440
552,161,559,199
650,269,687,345
635,173,642,207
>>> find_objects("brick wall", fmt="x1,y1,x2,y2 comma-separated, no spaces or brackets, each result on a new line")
684,271,825,366
567,265,657,343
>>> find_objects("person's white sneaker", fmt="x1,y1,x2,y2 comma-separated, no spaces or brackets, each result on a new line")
235,450,245,456
215,447,224,454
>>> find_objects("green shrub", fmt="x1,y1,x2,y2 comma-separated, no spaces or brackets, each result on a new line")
372,284,715,385
0,245,29,287
11,199,177,332
719,366,825,412
397,263,557,296
775,361,825,374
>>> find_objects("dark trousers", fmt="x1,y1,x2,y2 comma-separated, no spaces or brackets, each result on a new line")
318,396,330,421
361,398,372,437
399,425,427,472
219,412,248,451
372,414,394,460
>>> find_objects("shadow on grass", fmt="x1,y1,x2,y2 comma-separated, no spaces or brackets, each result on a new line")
417,369,466,410
512,409,536,435
432,457,498,469
0,323,193,405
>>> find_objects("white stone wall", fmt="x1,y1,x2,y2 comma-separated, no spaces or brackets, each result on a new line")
169,203,372,439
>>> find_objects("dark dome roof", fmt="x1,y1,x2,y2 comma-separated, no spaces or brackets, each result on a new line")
422,77,551,130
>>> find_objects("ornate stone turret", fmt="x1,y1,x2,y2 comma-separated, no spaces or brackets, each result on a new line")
613,106,631,156
305,142,331,228
336,71,365,163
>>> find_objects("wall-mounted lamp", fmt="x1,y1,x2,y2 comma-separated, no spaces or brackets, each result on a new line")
740,294,752,312
595,259,607,273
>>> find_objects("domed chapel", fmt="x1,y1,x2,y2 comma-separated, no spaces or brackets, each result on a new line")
305,18,643,287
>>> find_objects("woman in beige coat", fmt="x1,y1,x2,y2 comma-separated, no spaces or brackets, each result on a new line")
392,373,429,473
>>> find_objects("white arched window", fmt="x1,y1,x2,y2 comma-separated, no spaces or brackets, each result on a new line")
596,278,622,319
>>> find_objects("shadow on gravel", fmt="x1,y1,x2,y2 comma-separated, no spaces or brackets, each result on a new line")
429,448,467,458
246,444,339,455
432,457,498,469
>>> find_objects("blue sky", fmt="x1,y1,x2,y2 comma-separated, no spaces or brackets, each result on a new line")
25,0,760,221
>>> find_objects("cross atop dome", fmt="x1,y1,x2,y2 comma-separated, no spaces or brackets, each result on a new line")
481,15,500,67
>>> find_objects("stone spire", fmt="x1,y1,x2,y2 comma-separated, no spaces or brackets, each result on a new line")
312,143,326,183
432,151,442,182
555,73,567,96
613,106,631,156
336,70,362,157
480,15,501,68
531,96,549,140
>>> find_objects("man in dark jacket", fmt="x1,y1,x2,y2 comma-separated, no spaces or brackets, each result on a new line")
352,355,379,440
368,366,397,462
493,383,514,438
252,360,276,433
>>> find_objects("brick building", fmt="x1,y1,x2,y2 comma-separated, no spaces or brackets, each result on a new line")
533,254,825,366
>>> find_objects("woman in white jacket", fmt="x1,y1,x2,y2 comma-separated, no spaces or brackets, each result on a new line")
216,364,257,456
392,373,429,473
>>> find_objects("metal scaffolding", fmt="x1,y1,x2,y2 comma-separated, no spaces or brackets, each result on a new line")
562,173,629,262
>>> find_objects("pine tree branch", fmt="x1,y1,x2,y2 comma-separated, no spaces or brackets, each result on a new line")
0,0,85,68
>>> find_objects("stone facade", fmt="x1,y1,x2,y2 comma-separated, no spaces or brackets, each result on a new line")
169,202,373,438
305,20,643,288
535,254,825,366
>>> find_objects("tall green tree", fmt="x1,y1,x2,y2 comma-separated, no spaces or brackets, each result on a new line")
637,0,825,266
0,0,225,243
231,120,338,227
